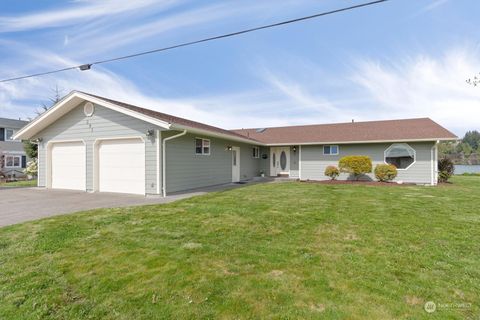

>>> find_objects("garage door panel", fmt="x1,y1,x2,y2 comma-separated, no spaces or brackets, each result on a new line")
51,142,86,191
98,139,145,195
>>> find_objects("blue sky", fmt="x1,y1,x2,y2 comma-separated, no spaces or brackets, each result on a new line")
0,0,478,136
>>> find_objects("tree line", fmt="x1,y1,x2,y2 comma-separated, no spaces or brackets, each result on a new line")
438,130,480,165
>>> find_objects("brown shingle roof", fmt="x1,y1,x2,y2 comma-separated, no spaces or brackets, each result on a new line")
80,92,457,145
231,118,457,144
81,92,259,142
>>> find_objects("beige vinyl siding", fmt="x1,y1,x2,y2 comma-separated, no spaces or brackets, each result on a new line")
35,103,161,194
164,132,261,193
300,142,435,184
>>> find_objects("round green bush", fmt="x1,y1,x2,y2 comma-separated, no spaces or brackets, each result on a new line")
374,164,398,182
338,156,372,180
324,166,340,180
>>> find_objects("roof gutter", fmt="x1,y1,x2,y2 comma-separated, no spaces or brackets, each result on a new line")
264,137,458,146
162,129,187,197
171,124,263,146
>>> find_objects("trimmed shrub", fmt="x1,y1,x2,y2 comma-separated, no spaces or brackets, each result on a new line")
374,164,398,182
338,156,372,180
438,157,454,182
324,166,340,180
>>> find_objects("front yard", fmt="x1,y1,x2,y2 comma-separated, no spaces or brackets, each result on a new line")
0,177,479,319
0,179,37,188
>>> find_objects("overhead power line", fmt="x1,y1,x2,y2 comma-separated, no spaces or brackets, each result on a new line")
0,0,389,83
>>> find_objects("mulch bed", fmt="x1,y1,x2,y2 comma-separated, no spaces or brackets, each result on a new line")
299,180,417,187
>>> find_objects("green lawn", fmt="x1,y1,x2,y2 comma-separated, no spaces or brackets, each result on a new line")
0,179,37,188
0,177,479,319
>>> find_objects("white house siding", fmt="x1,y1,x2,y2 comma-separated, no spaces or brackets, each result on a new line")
164,132,261,193
300,142,435,184
35,103,161,194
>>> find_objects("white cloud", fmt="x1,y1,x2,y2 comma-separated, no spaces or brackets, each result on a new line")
0,1,477,137
412,0,450,16
349,47,480,135
2,45,478,137
423,0,449,12
68,3,243,57
0,0,178,32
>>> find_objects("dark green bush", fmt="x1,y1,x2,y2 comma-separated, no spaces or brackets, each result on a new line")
324,166,340,180
338,156,372,180
374,164,398,182
438,158,454,182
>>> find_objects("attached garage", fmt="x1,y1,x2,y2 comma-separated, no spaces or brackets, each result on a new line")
50,141,86,191
96,138,145,195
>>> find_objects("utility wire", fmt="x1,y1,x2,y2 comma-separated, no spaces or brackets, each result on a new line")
0,0,389,83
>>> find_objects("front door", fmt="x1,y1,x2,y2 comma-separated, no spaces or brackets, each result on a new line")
270,147,290,176
232,146,240,182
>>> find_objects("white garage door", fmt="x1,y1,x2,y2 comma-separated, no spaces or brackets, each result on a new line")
98,139,145,195
51,141,86,190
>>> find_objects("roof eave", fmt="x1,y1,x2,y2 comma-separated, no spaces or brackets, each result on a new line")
171,124,264,145
264,137,459,146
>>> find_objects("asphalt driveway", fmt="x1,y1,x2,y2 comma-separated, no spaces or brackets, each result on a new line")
0,185,238,227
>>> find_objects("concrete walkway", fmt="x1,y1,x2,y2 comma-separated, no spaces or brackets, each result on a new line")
0,183,249,228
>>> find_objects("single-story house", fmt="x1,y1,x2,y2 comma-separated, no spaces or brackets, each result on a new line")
14,91,457,195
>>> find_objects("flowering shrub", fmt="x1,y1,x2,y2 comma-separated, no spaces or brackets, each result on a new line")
24,159,38,177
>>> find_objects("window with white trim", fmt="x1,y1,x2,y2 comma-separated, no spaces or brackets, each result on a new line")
323,145,339,155
5,155,21,168
385,143,415,169
195,138,210,155
252,146,260,158
5,128,14,141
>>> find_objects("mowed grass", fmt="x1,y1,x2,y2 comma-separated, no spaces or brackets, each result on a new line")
0,177,479,319
0,179,37,188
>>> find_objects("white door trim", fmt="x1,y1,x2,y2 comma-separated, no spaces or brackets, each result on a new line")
46,139,86,190
231,146,240,182
93,136,146,194
270,147,290,176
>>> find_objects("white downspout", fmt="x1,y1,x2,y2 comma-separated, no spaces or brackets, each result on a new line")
299,145,302,180
162,130,187,197
431,140,439,186
434,140,439,185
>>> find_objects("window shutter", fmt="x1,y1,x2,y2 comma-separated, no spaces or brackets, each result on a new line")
22,156,27,168
0,128,4,141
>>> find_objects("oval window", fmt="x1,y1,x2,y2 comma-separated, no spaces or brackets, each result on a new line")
280,151,287,170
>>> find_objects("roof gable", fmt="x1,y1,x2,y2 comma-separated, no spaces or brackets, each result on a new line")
13,91,261,144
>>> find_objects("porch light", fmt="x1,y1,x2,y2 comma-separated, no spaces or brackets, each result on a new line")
226,145,232,151
146,129,154,137
293,146,297,153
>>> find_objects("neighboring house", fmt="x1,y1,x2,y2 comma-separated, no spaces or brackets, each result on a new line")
14,91,457,195
0,117,28,180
